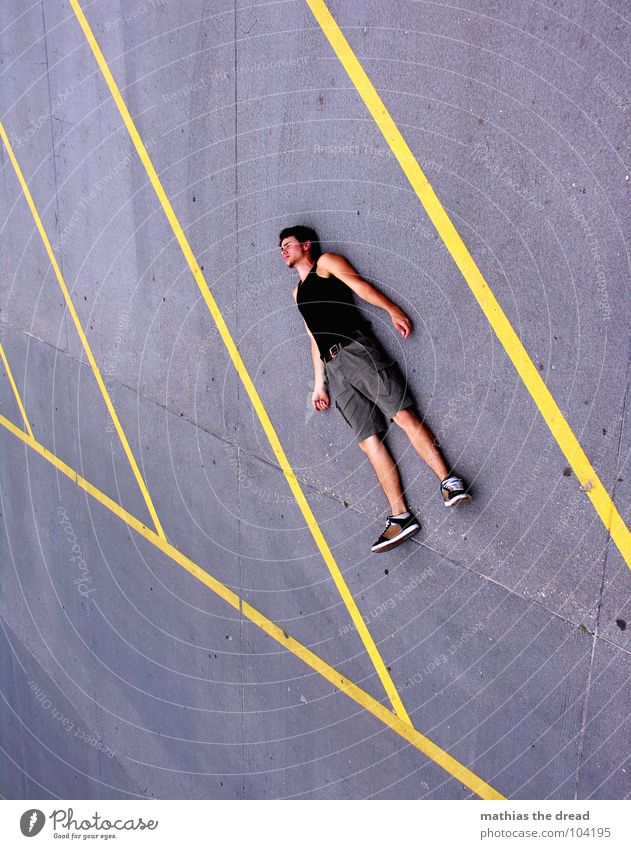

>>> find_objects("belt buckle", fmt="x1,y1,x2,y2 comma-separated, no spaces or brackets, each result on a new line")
328,343,340,360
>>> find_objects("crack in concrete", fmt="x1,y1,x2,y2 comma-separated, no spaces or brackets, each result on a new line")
573,331,631,798
232,0,246,803
4,324,629,663
39,0,69,357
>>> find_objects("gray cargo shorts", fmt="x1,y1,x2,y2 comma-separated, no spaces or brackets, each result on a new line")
323,330,415,442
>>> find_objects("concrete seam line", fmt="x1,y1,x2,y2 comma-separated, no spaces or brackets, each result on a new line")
67,0,411,724
0,122,167,543
0,412,505,800
0,341,34,438
304,0,631,571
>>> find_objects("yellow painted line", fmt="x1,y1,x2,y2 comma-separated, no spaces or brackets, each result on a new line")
0,411,504,799
0,122,167,543
243,599,504,800
0,413,154,538
306,0,631,571
0,341,34,438
68,0,410,723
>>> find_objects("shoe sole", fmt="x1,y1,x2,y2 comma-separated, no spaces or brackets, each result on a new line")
443,493,472,508
371,523,420,553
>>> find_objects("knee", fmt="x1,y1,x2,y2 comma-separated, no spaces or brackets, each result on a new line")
358,434,381,456
392,408,418,429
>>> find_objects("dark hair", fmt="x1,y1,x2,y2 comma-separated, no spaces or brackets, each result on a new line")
278,225,322,261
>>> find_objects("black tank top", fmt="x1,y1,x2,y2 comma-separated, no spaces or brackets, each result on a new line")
296,263,369,359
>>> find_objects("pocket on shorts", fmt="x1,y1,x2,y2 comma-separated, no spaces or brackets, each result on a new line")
375,362,415,418
375,362,403,397
334,399,354,429
350,334,393,369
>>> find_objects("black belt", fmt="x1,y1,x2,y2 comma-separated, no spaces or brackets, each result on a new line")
322,330,366,364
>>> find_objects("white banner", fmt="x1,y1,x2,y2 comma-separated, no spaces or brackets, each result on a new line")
1,799,629,848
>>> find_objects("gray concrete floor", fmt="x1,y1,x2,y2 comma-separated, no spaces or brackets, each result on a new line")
1,0,630,799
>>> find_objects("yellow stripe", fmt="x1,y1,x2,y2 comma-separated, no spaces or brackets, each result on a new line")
244,598,504,800
0,411,504,799
0,341,34,438
0,122,167,543
305,0,631,570
68,0,410,722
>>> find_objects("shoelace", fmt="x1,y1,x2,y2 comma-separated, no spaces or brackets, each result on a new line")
442,476,463,491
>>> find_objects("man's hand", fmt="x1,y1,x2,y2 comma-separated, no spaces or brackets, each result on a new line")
390,306,413,338
312,386,330,412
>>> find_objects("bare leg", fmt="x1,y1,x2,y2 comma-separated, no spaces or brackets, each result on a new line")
392,408,449,480
359,433,408,515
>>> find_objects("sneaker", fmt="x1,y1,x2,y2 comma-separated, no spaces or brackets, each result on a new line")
371,512,420,553
440,474,471,507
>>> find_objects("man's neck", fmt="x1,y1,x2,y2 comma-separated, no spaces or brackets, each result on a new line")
296,256,316,282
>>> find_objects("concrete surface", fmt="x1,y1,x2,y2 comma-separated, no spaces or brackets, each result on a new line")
1,0,629,799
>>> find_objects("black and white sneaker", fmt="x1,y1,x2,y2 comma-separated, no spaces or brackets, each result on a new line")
371,512,421,553
440,475,471,507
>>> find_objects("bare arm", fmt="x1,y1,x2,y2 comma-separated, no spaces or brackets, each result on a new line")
317,253,413,338
293,287,329,412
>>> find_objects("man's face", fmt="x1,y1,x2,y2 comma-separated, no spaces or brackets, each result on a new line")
280,236,309,267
